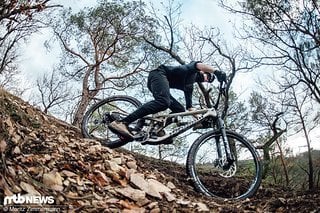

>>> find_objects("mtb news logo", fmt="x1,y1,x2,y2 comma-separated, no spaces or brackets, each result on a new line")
3,193,55,206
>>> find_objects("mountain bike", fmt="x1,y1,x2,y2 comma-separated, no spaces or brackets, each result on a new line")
81,79,262,200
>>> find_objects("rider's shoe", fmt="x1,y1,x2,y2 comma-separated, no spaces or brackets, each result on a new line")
108,121,134,139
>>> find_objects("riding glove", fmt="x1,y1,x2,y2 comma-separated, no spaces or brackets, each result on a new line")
214,70,227,82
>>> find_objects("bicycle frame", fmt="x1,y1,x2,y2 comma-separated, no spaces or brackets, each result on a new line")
138,108,217,144
136,80,235,163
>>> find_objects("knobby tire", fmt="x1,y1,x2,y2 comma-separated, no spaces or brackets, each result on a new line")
81,95,142,148
186,130,262,200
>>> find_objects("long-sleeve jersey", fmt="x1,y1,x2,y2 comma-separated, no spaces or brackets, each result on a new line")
160,61,200,109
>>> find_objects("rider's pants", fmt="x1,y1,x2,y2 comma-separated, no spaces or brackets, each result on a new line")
122,67,185,124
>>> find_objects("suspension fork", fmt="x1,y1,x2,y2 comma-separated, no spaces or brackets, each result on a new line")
215,117,235,162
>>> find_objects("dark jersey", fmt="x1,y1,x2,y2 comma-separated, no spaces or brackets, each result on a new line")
160,61,200,109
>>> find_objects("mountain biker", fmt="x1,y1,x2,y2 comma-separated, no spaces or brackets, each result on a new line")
108,61,226,141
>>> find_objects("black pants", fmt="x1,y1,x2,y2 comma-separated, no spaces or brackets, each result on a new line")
122,68,185,124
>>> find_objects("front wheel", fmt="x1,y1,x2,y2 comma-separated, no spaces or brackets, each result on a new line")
81,95,142,148
186,130,262,200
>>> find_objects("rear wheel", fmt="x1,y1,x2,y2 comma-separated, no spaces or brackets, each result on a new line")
81,95,142,148
186,130,262,200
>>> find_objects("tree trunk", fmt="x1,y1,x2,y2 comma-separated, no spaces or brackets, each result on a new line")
262,147,270,179
297,102,314,190
72,94,91,127
72,67,99,127
259,130,286,179
276,140,290,187
302,125,314,190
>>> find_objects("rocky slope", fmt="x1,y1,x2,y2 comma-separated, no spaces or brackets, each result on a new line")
0,88,319,212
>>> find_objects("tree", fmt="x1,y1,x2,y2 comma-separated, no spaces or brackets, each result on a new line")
144,0,186,64
35,68,75,116
52,0,157,127
282,77,317,190
0,64,22,96
259,70,318,188
220,0,320,104
0,0,59,91
248,91,288,182
218,0,320,189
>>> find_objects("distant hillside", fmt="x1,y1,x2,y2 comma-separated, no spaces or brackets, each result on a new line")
0,88,319,212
